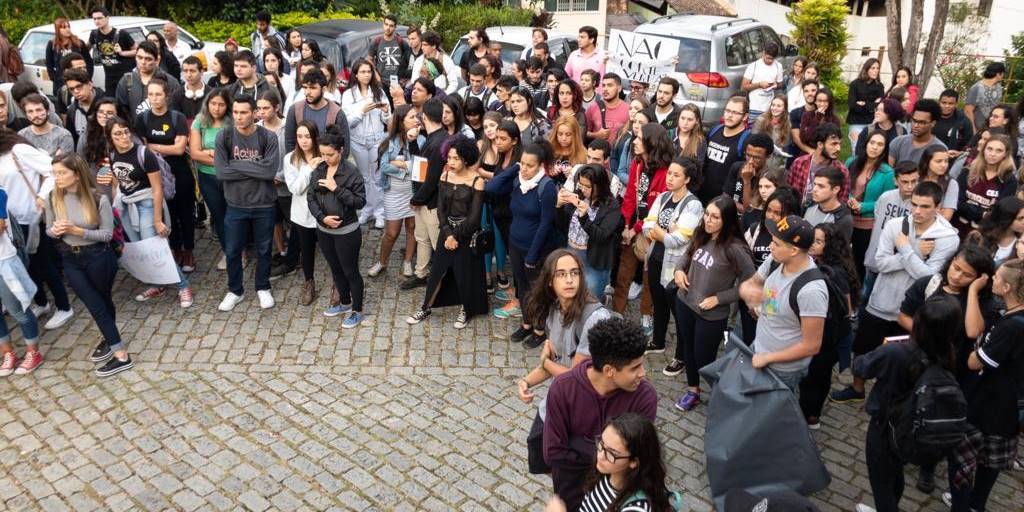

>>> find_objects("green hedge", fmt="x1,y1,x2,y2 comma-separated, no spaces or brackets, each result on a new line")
395,3,534,50
185,10,365,45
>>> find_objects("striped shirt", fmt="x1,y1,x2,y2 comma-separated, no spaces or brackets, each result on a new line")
578,476,651,512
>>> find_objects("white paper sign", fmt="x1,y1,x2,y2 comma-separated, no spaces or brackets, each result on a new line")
119,237,181,285
607,29,681,86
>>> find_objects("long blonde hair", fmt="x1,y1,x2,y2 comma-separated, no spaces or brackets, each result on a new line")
548,116,586,164
967,134,1016,187
51,154,100,226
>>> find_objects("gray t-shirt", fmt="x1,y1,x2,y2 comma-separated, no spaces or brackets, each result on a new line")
753,256,829,373
965,81,1003,129
374,37,405,82
888,134,946,166
18,125,74,158
538,302,612,421
803,203,853,242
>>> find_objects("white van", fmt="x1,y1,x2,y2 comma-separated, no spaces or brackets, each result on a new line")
17,16,231,95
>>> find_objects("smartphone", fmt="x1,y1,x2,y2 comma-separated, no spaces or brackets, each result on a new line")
883,335,910,345
390,75,399,87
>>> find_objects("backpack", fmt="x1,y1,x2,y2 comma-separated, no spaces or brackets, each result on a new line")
4,43,24,78
294,100,342,127
769,262,849,349
461,87,493,108
139,110,183,199
707,124,751,158
621,489,684,512
885,352,969,466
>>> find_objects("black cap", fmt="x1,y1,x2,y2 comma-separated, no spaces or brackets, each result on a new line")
765,214,814,250
724,489,821,512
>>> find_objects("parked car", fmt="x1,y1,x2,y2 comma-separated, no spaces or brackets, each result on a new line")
633,15,798,127
450,26,577,71
17,16,231,96
296,18,408,90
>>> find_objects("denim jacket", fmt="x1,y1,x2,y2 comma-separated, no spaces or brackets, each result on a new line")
378,134,425,191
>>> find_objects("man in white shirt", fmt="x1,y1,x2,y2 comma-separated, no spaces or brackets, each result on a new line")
740,42,784,123
409,31,460,95
162,23,193,65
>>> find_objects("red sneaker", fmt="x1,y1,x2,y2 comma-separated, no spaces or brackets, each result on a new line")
14,350,42,375
0,351,17,377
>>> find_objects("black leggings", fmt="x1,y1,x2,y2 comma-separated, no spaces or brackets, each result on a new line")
674,296,727,388
647,256,675,348
295,224,318,281
167,166,196,251
317,228,363,311
949,462,1002,511
865,418,905,512
852,227,872,283
799,337,841,419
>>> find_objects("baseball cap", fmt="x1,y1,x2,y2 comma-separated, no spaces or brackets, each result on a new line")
765,214,814,250
724,489,820,512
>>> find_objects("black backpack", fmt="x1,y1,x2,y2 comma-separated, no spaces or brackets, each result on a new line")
769,263,849,350
885,353,969,466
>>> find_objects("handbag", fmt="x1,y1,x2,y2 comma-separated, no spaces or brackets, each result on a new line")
5,213,29,266
632,233,651,261
11,155,42,255
469,228,494,256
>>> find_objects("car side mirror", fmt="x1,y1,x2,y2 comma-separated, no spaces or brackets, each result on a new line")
785,44,799,57
191,40,205,50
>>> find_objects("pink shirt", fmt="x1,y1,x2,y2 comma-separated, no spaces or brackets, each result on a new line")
585,99,630,142
565,48,607,85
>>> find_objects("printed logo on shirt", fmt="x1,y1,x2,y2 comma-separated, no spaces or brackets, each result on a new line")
691,248,715,269
135,99,151,116
762,285,781,315
233,146,262,161
706,140,731,164
378,46,401,67
110,161,135,184
883,203,909,221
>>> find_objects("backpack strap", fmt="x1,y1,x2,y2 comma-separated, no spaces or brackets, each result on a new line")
294,101,305,124
595,97,607,129
536,175,553,206
901,216,910,236
924,274,943,299
788,267,825,318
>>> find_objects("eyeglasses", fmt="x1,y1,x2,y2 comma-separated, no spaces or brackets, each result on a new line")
553,269,581,281
911,118,933,125
724,108,745,116
596,439,631,464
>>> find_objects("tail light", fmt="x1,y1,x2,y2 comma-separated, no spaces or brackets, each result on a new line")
687,72,729,88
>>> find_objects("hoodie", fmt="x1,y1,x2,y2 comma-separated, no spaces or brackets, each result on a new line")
866,214,959,320
228,76,270,101
115,69,183,117
933,108,973,153
864,189,912,272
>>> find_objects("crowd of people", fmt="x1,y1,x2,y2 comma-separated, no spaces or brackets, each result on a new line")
0,9,1022,512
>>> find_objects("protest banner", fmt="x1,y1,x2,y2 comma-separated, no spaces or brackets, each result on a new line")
119,237,181,285
607,29,681,86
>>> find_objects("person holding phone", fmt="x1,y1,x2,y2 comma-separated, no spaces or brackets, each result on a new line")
342,59,390,229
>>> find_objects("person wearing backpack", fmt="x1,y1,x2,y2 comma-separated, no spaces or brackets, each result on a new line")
544,413,681,512
699,96,750,204
852,294,963,512
944,258,1024,511
515,250,613,476
738,215,829,390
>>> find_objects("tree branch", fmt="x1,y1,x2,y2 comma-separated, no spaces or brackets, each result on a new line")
918,0,950,90
885,0,904,72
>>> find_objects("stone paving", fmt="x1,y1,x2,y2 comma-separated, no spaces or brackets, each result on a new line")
0,228,1021,511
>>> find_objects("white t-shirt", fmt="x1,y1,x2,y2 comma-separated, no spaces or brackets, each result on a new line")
743,58,784,113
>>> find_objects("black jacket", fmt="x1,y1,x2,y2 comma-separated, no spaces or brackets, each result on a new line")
846,78,885,125
307,160,366,229
556,198,624,271
933,109,974,152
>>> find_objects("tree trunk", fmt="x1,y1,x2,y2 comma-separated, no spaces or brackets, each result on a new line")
903,0,924,68
916,0,950,90
885,0,904,74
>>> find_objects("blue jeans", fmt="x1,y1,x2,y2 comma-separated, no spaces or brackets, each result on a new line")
571,247,609,301
483,204,507,276
197,172,227,247
117,199,189,290
60,245,124,352
0,268,39,346
224,206,276,295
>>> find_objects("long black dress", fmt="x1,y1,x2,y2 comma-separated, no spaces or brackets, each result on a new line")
421,175,489,317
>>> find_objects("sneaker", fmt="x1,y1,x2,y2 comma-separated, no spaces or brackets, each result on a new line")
674,391,701,411
269,262,296,280
402,261,414,278
454,309,468,329
493,301,522,319
367,262,385,277
29,303,52,319
640,315,653,338
829,386,866,403
855,505,877,512
95,356,133,378
14,351,42,375
494,289,513,302
325,303,353,317
0,351,17,377
486,279,495,295
342,312,363,329
644,341,665,354
374,218,385,230
916,466,935,494
90,341,112,363
497,275,511,289
663,359,685,376
524,332,546,349
135,287,166,302
806,417,821,430
218,292,245,312
406,309,431,325
510,326,531,344
628,282,642,300
399,276,428,290
941,493,952,508
178,288,194,309
180,250,195,273
257,290,275,309
216,255,227,271
603,284,614,297
44,308,74,330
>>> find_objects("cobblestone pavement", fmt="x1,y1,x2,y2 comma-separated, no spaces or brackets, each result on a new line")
0,228,1021,511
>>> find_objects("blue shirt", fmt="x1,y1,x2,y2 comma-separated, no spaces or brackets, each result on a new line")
485,164,559,265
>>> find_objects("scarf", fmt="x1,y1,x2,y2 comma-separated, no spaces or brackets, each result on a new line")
519,167,546,194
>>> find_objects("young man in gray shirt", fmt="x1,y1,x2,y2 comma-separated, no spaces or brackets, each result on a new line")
887,99,946,167
803,166,853,243
214,95,281,312
18,94,73,158
739,215,828,389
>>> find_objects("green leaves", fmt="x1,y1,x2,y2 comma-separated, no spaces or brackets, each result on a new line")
785,0,851,84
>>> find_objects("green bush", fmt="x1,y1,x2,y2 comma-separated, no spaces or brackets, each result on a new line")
786,0,851,84
394,3,535,50
824,75,849,108
185,9,364,45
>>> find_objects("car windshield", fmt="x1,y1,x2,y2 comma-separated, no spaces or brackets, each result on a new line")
18,32,51,66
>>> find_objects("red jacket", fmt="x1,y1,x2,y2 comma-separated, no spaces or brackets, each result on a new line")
621,158,668,232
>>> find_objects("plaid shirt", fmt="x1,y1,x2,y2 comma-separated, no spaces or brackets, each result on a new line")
786,153,850,205
950,426,1019,490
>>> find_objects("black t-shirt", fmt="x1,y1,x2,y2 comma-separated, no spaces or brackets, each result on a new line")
968,311,1024,437
722,160,749,206
135,110,189,172
111,144,160,195
788,106,810,156
88,28,135,74
700,127,748,204
459,47,488,74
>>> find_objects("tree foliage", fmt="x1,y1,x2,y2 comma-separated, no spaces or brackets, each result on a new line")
785,0,851,84
936,2,987,98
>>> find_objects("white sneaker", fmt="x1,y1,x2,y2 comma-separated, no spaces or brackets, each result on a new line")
628,282,642,300
855,505,876,512
218,292,244,312
941,492,952,508
374,217,386,230
257,290,275,309
29,303,52,319
44,308,74,330
216,254,227,271
603,284,614,297
402,261,414,277
367,262,384,277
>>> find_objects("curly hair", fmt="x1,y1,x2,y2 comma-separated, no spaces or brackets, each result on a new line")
588,317,647,371
524,249,595,329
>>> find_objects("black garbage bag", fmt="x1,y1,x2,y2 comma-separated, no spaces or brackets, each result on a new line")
699,334,831,510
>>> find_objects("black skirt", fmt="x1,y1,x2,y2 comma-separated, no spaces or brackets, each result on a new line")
422,235,490,317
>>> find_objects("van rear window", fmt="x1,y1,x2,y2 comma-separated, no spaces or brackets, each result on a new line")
673,38,711,72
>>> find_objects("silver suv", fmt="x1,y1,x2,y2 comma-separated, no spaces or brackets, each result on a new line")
634,15,797,127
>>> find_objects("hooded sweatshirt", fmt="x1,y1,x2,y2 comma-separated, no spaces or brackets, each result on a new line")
214,126,281,209
228,76,271,102
866,213,959,321
115,69,183,117
864,189,912,272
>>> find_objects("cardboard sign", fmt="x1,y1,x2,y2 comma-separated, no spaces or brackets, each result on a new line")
119,237,181,285
607,29,680,86
410,156,429,183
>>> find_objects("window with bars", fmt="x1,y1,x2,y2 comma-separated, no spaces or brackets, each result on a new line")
544,0,599,12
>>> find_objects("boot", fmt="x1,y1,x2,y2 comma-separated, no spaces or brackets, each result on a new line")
331,285,340,306
301,280,316,306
